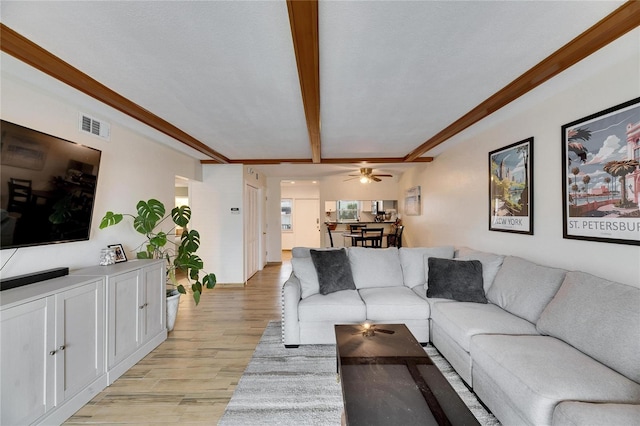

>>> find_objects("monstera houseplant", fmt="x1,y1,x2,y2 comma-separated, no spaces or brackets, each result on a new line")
99,199,216,330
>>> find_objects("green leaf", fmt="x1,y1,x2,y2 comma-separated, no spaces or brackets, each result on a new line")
171,205,191,227
177,284,186,294
136,251,152,259
180,230,201,252
133,216,156,234
203,273,217,289
135,199,165,232
189,268,199,280
193,290,201,306
99,211,123,229
149,232,167,249
188,254,204,270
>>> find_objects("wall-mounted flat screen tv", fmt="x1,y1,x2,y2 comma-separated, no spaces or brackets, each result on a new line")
1,120,102,249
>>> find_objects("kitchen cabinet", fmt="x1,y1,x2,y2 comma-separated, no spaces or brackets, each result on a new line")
324,201,336,212
359,200,373,212
1,276,106,426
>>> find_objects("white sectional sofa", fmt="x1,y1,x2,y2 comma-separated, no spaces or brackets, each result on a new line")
281,246,640,425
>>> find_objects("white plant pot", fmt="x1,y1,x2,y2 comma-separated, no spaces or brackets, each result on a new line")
166,290,181,332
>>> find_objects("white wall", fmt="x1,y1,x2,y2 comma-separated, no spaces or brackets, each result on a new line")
398,29,640,287
0,56,202,278
190,164,245,284
266,177,283,263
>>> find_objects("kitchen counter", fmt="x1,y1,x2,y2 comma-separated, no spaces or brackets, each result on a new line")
326,221,395,224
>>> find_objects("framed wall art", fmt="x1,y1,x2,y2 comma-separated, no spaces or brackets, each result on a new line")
561,97,640,246
489,137,534,234
405,186,421,216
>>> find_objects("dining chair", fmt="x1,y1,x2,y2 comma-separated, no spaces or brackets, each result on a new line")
349,224,366,246
362,228,384,248
7,178,32,213
388,225,405,248
326,226,334,247
395,225,404,248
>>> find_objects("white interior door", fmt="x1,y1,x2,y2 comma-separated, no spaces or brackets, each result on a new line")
245,184,260,280
294,199,320,248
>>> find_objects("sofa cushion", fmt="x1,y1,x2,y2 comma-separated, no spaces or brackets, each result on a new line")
359,287,429,321
348,247,404,289
486,256,567,323
298,289,366,322
552,401,640,426
427,258,487,303
471,335,640,426
310,248,356,295
431,302,538,351
290,256,320,299
398,246,454,288
455,247,505,292
537,271,640,383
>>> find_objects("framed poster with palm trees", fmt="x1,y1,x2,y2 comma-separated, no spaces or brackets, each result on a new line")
489,138,533,234
561,97,640,245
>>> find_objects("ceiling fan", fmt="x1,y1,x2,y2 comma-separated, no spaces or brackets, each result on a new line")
345,168,393,183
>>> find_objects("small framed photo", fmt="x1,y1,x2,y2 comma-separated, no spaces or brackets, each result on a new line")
489,137,534,234
108,244,127,263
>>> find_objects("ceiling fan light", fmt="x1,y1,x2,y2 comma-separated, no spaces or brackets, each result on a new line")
360,176,370,184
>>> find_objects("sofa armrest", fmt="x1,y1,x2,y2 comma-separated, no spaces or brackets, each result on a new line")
282,271,302,346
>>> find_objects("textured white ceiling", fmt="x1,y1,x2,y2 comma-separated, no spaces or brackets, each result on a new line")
0,0,626,169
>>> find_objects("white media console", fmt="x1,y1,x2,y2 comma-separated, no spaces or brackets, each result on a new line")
0,259,167,425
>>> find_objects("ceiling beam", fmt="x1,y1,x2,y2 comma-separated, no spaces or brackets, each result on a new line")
287,0,322,163
405,0,640,162
205,157,433,165
0,23,230,163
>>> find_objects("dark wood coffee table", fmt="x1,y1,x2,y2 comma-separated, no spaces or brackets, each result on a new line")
335,323,480,426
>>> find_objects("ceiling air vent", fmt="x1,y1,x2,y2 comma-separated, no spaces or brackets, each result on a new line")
79,113,110,140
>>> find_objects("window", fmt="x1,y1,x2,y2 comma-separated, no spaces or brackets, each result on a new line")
281,199,293,231
337,200,359,221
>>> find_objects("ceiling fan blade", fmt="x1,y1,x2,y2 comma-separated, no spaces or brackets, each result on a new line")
371,174,393,177
344,176,359,181
372,176,382,182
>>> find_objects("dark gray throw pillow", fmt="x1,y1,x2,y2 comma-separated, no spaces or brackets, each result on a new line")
310,248,356,295
426,257,487,303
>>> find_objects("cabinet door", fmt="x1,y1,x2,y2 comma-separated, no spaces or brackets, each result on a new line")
1,297,55,425
108,270,141,368
55,280,105,403
140,262,165,343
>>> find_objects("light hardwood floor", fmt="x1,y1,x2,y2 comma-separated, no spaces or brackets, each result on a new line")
66,252,291,425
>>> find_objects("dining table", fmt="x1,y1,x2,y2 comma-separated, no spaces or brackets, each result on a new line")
342,231,389,247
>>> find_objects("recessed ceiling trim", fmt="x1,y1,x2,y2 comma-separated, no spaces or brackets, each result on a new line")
0,23,229,163
287,0,321,163
405,0,640,161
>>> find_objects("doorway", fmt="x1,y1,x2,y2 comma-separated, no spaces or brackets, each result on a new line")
295,199,320,247
245,183,261,280
280,181,320,250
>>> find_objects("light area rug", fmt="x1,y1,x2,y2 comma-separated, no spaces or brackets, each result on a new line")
219,321,499,426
